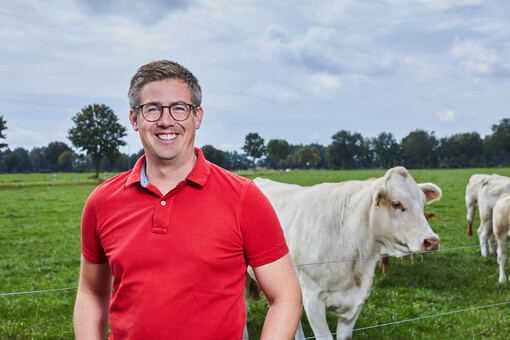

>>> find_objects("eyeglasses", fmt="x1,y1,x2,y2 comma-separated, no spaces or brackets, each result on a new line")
134,102,197,122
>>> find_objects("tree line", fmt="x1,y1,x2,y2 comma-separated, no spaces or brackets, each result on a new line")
1,106,509,175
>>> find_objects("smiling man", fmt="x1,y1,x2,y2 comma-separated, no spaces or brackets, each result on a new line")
73,60,302,339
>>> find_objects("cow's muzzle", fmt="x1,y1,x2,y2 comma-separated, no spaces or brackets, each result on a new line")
422,236,439,252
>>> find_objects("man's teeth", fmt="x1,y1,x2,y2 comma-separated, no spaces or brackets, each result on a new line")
158,134,177,140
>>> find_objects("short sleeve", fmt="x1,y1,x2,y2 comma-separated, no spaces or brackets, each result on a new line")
81,189,108,264
241,182,289,267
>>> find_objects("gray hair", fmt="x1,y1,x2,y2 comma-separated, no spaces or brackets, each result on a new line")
128,60,202,110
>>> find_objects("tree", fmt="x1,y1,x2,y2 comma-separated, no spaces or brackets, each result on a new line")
326,130,363,169
242,132,265,171
42,141,72,171
2,151,22,172
68,104,127,178
372,132,400,168
401,130,437,169
298,145,321,169
0,115,7,150
202,144,227,168
485,119,510,165
266,139,290,170
57,150,74,171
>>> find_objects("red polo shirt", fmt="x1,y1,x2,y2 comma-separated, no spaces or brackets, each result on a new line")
81,148,288,339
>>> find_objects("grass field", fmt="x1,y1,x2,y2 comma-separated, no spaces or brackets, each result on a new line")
2,168,510,339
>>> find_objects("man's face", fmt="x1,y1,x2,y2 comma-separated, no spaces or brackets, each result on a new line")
129,78,203,166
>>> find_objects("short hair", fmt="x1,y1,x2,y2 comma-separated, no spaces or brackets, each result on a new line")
128,60,202,110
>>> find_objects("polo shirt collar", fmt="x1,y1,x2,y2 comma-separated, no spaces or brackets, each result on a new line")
187,147,210,187
124,148,211,188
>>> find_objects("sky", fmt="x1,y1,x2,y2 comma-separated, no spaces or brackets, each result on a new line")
1,0,509,155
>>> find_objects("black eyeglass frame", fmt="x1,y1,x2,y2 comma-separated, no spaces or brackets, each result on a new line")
134,102,198,122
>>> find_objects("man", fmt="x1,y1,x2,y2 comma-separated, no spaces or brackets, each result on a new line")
73,60,302,339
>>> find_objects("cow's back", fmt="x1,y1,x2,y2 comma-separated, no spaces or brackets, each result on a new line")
253,177,372,264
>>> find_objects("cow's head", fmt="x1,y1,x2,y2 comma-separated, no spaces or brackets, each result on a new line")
371,167,440,255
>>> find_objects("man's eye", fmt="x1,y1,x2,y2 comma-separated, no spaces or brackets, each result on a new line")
172,105,186,112
146,106,160,113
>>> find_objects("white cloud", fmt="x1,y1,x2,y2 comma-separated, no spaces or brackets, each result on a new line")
436,110,456,122
305,73,341,98
450,38,510,78
261,25,396,77
252,83,300,103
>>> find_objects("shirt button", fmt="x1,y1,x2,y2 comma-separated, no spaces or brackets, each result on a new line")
161,201,166,206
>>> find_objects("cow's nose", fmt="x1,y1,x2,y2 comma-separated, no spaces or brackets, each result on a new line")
422,236,439,251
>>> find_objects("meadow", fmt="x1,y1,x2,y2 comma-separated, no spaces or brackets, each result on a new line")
2,168,510,339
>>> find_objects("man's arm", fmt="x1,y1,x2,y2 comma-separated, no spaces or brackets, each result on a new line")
252,253,303,340
74,255,113,340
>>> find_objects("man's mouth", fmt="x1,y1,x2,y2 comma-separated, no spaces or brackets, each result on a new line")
157,133,177,141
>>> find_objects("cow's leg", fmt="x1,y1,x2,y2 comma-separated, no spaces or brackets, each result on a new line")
379,257,389,275
335,305,363,340
478,218,492,257
497,238,508,284
494,219,509,283
302,295,333,340
294,320,305,340
489,234,498,255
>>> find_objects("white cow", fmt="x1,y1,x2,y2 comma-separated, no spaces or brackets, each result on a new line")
493,193,510,283
477,174,510,257
465,174,490,237
252,166,441,340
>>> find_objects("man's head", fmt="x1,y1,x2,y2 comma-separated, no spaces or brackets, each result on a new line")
128,60,202,111
128,60,204,167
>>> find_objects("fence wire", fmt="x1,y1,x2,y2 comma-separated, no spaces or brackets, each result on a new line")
301,301,510,339
1,242,509,337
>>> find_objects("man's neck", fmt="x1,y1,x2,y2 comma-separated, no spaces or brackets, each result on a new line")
145,152,197,196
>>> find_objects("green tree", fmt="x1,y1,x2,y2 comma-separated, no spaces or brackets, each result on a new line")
43,141,72,170
68,104,127,178
372,132,400,168
242,132,265,171
485,119,510,165
266,139,290,170
202,144,227,168
402,129,437,169
57,150,74,171
0,115,7,150
2,151,22,172
298,145,321,169
326,130,363,169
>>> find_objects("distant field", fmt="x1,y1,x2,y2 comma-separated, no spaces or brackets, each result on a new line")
0,172,120,188
2,168,510,339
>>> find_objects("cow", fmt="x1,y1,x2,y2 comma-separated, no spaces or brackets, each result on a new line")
476,174,510,257
493,193,510,283
251,166,441,340
465,174,490,237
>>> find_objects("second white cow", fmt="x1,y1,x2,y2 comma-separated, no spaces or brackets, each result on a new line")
477,174,510,256
253,166,441,340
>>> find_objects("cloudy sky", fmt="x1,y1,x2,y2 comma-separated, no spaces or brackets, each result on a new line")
1,0,509,155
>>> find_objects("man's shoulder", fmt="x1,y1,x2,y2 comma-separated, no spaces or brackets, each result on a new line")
93,169,133,197
208,163,252,188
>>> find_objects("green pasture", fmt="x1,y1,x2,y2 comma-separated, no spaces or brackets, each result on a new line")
2,168,510,339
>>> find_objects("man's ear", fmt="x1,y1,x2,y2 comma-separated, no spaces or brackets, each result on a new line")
129,109,139,131
194,106,204,130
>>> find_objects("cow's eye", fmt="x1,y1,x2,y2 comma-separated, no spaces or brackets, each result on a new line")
392,201,405,212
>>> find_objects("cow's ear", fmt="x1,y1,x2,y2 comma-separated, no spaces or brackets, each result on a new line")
373,186,386,207
418,183,442,204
